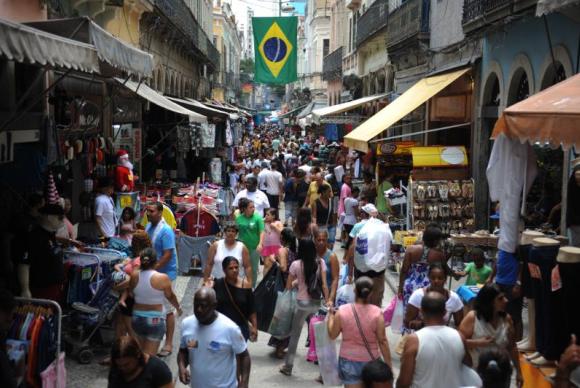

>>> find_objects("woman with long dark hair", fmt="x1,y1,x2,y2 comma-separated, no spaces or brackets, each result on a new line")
108,336,173,387
280,238,331,376
294,207,318,240
459,284,523,386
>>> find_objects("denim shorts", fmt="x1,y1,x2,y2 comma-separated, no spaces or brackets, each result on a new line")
132,311,166,341
338,356,368,384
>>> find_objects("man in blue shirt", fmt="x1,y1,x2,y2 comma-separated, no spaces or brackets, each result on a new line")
146,202,178,357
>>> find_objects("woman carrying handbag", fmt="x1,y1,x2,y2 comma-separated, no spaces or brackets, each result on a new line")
328,277,392,387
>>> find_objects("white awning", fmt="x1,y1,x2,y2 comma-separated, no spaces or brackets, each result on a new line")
27,17,153,78
117,78,207,123
0,17,99,73
166,96,236,119
311,93,389,124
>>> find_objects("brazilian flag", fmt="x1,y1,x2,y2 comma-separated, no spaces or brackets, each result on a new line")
252,17,298,84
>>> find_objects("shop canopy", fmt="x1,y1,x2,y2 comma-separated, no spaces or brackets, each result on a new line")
311,93,389,124
279,104,309,119
26,17,153,78
117,78,207,123
203,101,240,114
166,96,235,120
492,72,580,149
297,101,327,119
344,68,470,152
0,17,99,73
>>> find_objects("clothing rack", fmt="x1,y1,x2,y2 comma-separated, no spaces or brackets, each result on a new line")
13,297,63,388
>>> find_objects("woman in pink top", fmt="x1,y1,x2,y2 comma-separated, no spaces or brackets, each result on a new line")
260,208,284,259
328,277,392,387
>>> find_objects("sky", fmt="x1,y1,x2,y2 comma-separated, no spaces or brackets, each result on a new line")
229,0,305,23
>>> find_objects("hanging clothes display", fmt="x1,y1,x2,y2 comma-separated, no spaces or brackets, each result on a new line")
226,121,233,146
210,158,222,184
200,123,216,148
324,124,339,141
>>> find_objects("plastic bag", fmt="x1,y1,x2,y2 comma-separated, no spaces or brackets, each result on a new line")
335,284,355,307
383,296,399,327
254,264,285,331
338,263,349,288
314,317,342,386
390,297,404,334
354,218,390,272
268,290,296,338
306,314,325,362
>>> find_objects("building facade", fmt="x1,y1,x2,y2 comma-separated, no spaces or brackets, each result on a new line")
212,0,242,103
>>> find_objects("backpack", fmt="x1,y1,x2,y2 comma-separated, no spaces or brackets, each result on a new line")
305,259,323,300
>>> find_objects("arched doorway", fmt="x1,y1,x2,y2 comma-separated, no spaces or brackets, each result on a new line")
507,68,530,106
540,62,567,90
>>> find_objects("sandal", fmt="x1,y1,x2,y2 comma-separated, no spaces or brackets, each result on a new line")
157,349,172,358
279,365,292,376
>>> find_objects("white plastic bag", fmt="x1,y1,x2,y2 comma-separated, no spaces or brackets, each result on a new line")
268,290,296,338
354,218,391,272
338,263,349,288
314,318,342,386
390,297,404,334
335,284,355,307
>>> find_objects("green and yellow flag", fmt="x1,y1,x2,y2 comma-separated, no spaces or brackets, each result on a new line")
252,17,297,84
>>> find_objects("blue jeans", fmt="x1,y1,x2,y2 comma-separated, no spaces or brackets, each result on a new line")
338,357,369,384
132,311,166,341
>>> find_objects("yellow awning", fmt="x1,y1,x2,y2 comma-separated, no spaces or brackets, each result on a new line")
311,93,389,123
344,68,470,152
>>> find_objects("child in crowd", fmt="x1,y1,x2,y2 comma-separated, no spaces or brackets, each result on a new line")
118,207,137,244
455,248,492,285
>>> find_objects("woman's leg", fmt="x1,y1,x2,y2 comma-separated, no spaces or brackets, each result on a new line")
140,339,161,356
283,307,310,370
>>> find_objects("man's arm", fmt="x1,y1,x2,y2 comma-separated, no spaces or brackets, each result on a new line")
236,350,251,388
156,249,173,271
95,216,107,237
396,334,418,388
177,348,190,385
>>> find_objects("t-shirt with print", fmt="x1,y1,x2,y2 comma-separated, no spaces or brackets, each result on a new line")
146,222,177,280
464,263,492,285
289,259,327,301
408,288,463,323
349,219,368,238
344,197,359,226
179,312,247,388
236,213,265,251
108,355,172,388
95,194,116,237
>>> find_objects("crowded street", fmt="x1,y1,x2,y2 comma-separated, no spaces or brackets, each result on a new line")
1,1,580,388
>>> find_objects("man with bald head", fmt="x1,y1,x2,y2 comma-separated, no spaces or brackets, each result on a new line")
178,287,251,387
397,291,478,388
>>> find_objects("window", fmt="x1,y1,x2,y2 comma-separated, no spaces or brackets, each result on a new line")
323,39,329,58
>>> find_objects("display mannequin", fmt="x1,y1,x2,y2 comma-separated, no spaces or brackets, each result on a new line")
557,246,580,360
517,230,544,352
528,237,561,366
114,149,136,192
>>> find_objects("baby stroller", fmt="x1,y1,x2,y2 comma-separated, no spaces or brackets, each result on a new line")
63,249,125,364
65,276,118,364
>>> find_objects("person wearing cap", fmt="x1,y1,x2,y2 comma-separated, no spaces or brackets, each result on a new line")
95,177,117,239
566,157,580,247
114,149,137,192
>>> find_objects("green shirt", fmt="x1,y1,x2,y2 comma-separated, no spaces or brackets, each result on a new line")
236,213,264,251
464,262,492,285
376,180,393,213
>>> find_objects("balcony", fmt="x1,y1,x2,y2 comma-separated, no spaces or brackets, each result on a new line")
154,0,220,69
346,0,362,11
462,0,538,34
386,0,430,51
356,0,388,48
323,46,343,81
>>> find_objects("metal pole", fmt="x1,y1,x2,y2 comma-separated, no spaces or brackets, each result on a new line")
279,0,282,16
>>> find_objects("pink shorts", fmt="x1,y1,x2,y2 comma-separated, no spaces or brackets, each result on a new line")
261,245,281,257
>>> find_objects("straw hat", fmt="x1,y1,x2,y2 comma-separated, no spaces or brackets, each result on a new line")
556,246,580,263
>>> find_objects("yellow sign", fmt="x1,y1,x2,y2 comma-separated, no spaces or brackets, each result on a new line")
119,195,133,208
411,146,468,167
377,141,417,156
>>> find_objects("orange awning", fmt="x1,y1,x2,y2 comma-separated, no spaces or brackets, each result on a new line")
492,73,580,149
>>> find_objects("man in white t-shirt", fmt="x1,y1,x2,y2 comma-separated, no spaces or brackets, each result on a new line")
397,291,478,388
178,287,250,388
257,161,269,192
263,160,284,210
94,178,117,238
232,176,270,217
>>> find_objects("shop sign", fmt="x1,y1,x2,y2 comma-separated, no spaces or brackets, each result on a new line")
377,141,416,155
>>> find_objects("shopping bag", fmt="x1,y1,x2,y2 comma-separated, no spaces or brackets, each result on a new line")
306,314,325,362
338,263,349,288
268,289,296,338
390,297,404,334
383,296,399,327
335,284,355,307
254,264,285,331
314,317,342,386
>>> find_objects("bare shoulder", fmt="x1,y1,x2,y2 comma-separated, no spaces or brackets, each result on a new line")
152,272,170,288
404,333,419,353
